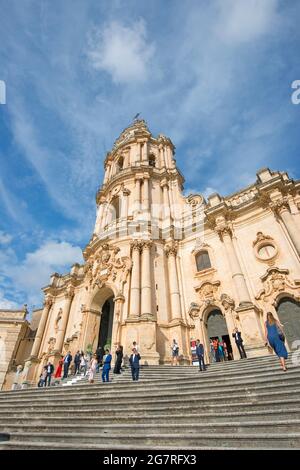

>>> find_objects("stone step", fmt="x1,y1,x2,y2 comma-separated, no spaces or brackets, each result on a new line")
3,431,300,448
1,378,299,406
0,440,296,450
2,419,300,436
1,366,298,399
0,397,299,418
1,408,299,425
0,388,300,411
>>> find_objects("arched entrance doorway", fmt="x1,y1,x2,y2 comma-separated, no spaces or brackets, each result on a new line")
206,309,233,361
98,296,114,352
89,286,115,362
276,298,300,350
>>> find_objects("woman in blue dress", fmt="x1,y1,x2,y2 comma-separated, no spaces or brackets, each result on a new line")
264,312,288,372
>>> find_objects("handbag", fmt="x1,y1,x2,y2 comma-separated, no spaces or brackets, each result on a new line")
276,323,285,342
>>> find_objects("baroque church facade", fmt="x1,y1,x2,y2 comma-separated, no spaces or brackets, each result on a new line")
1,119,300,388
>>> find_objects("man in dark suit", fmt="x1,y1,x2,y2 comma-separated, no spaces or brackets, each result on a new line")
129,348,141,381
63,351,72,379
74,351,81,375
232,328,247,359
196,340,206,371
45,362,54,386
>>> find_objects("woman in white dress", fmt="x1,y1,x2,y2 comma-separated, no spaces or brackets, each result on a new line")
88,354,98,384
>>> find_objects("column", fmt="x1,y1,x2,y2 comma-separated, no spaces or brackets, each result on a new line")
141,240,153,317
217,225,251,305
30,296,53,358
95,200,105,233
159,144,165,169
271,198,300,256
142,176,150,219
165,241,182,321
55,287,74,352
134,177,142,214
130,241,142,318
142,140,148,163
111,295,125,349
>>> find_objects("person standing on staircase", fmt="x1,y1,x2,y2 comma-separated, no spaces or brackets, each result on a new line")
129,347,141,381
74,351,81,375
171,339,179,366
62,351,72,379
88,354,98,384
113,345,123,374
102,349,112,383
45,362,54,387
196,340,206,371
264,312,288,372
232,328,247,359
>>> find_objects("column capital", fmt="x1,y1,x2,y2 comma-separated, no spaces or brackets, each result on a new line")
43,296,53,308
140,239,153,251
270,196,290,216
160,178,169,189
164,240,178,257
130,239,143,252
215,223,233,241
64,286,75,300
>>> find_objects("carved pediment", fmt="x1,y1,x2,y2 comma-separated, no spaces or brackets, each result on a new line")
256,267,300,302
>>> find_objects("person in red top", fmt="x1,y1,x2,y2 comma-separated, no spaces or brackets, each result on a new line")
54,359,63,379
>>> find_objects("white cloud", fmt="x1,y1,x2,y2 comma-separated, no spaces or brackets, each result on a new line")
0,289,20,310
1,241,83,307
88,19,155,83
0,231,12,245
216,0,279,43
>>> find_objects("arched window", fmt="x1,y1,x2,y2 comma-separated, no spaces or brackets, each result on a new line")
111,196,120,221
149,154,156,167
116,156,124,173
196,250,211,271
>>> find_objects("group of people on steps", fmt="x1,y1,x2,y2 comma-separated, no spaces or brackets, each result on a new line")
38,311,288,387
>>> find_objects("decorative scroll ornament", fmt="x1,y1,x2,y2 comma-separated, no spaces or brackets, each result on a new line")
255,267,300,302
252,232,273,248
186,194,204,209
86,243,132,292
195,280,221,305
220,293,235,311
47,337,56,353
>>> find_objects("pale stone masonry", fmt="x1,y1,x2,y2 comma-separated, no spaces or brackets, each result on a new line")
1,120,300,388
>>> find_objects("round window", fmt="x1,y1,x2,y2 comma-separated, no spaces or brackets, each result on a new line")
257,244,277,261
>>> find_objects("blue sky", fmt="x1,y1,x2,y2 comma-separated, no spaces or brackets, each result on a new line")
0,0,299,310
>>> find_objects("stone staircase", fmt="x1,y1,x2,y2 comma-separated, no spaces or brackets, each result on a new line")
0,355,300,449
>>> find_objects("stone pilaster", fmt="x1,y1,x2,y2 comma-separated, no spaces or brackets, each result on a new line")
30,296,53,359
55,287,74,353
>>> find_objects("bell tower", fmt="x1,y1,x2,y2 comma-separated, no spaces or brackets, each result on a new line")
89,119,190,365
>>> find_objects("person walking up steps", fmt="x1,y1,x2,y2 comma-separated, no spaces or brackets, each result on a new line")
171,339,179,366
196,340,206,371
129,348,141,381
264,312,288,372
102,349,112,383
